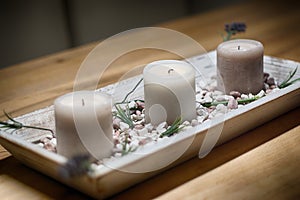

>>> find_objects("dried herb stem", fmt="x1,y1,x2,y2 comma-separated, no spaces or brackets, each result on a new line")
160,117,183,138
200,96,259,108
278,67,300,89
0,110,53,134
114,105,134,128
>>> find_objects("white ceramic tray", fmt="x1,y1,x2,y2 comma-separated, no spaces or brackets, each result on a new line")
1,51,299,199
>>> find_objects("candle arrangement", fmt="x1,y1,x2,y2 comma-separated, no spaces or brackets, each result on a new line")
1,22,300,177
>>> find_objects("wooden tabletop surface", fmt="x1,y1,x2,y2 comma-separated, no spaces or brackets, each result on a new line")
0,0,299,199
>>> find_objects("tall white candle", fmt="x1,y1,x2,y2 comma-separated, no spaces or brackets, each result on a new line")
144,60,196,125
217,39,264,94
54,91,113,160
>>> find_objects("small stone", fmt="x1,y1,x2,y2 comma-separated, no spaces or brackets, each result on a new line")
128,129,137,137
50,138,57,146
191,119,199,127
157,127,166,135
40,137,50,144
116,143,123,150
134,124,144,130
44,142,56,152
256,90,265,98
241,94,248,99
216,104,227,113
119,122,130,131
197,116,206,123
113,118,121,129
37,143,44,148
248,93,254,99
229,91,241,98
137,128,148,136
136,110,142,115
182,121,190,126
215,95,226,101
128,101,137,109
227,97,238,109
130,139,139,148
264,83,269,90
157,122,167,130
195,93,203,102
263,72,270,82
144,123,154,132
266,77,275,86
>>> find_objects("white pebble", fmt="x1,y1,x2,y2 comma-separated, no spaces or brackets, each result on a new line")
241,94,248,99
37,143,44,148
216,104,227,113
50,138,57,146
120,122,130,131
182,121,190,126
191,119,199,127
144,123,154,132
197,116,206,123
116,143,123,150
227,97,238,109
130,139,139,148
256,90,265,98
128,101,137,109
157,128,167,135
215,95,226,101
157,122,167,130
137,128,148,136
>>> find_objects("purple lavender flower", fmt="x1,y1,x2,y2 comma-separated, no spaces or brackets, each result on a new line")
223,22,247,41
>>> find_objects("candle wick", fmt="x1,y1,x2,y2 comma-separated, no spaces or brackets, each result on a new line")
168,68,174,74
82,99,85,106
238,45,240,50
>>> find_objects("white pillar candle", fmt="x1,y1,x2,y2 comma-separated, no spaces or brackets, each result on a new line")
144,60,196,125
217,39,264,94
54,91,113,160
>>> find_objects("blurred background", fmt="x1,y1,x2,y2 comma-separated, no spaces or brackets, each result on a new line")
0,0,244,68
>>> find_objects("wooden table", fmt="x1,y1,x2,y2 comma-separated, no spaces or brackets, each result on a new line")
0,0,299,199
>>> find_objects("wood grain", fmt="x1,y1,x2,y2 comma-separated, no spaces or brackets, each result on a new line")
0,0,299,199
158,125,300,200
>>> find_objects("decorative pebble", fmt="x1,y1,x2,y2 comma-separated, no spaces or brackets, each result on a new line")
137,128,148,136
241,94,248,99
256,90,265,98
120,122,130,131
227,97,238,109
157,122,167,130
191,119,199,127
229,91,241,98
128,101,137,109
266,77,275,85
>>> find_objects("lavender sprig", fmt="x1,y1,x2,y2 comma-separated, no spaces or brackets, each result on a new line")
58,154,92,178
0,110,53,134
223,22,246,41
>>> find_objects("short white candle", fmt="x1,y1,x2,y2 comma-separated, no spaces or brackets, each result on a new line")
217,39,264,94
143,60,196,125
54,91,113,160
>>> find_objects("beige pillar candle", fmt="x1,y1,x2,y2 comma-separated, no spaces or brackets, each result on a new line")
217,39,264,94
54,91,113,160
144,60,196,125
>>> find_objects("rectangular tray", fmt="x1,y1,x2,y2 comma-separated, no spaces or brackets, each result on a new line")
1,51,299,199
